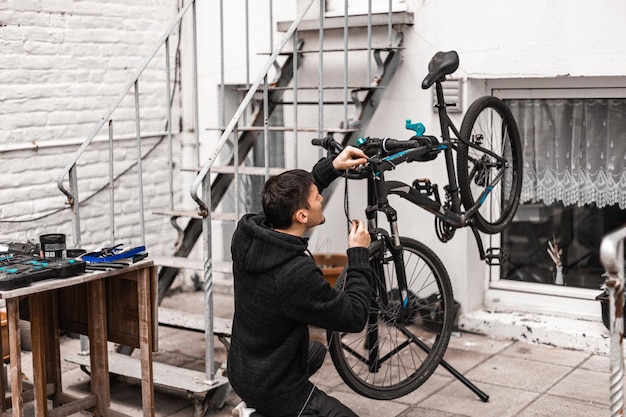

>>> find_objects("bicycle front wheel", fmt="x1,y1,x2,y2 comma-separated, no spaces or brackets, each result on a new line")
328,237,454,400
457,96,523,234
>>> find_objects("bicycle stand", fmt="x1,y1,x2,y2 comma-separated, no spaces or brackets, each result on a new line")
438,354,490,402
402,324,489,402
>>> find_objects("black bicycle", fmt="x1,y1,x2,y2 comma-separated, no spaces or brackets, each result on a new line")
312,50,523,400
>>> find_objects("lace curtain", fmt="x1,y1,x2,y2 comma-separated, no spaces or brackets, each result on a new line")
506,98,626,209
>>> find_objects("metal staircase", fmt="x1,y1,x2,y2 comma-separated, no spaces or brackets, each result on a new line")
56,0,412,414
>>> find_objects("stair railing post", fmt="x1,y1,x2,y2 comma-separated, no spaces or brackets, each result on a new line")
317,0,324,157
367,0,372,84
108,120,115,246
192,0,200,168
202,173,215,381
263,75,270,181
292,29,299,167
165,36,174,210
68,164,81,250
343,0,348,130
134,80,146,246
600,226,626,417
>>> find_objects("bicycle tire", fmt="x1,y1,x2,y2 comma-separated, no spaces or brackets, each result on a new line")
457,96,523,234
327,237,454,400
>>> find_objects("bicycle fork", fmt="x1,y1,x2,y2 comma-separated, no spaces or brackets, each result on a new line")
368,204,412,323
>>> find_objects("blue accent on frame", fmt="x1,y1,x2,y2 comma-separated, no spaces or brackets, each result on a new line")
479,186,494,205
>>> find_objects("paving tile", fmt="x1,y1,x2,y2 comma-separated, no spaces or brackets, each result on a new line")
438,345,492,375
401,407,469,417
446,331,513,355
516,394,607,417
547,367,609,405
328,389,410,417
464,354,572,393
330,371,453,406
418,381,539,417
580,353,609,372
499,341,590,367
38,285,620,417
391,372,453,405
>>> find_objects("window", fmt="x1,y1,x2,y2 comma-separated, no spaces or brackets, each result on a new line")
501,96,626,289
502,202,624,289
485,84,626,319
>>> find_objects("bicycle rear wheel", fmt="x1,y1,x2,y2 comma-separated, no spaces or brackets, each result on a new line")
457,96,523,234
328,237,454,400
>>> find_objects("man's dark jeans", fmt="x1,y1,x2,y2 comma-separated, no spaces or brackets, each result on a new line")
252,341,358,417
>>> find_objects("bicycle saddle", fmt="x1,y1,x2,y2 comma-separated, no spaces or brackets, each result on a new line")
421,50,459,89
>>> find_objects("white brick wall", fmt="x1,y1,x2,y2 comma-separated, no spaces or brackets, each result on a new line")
0,0,184,255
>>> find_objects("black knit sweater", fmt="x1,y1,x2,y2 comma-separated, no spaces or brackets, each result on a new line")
228,157,373,416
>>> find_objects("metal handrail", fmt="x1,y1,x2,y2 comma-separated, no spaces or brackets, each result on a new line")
189,0,315,382
600,226,626,417
189,0,315,212
56,0,196,247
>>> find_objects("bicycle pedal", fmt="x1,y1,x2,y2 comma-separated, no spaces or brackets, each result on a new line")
485,248,507,266
412,178,437,197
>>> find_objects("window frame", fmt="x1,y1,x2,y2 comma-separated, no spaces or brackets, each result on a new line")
482,78,626,321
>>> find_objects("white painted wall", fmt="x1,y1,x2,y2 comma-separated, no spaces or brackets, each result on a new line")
2,0,625,316
280,0,626,314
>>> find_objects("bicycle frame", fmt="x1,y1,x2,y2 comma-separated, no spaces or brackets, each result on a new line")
359,81,512,266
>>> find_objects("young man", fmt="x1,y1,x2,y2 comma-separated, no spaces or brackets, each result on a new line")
229,146,372,417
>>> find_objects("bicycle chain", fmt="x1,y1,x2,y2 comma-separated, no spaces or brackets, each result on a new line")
435,186,456,242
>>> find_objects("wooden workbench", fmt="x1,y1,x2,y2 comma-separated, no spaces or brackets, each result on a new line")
0,260,157,417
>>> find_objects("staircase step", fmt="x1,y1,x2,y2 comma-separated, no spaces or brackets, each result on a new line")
158,306,232,337
267,46,405,55
205,125,359,133
200,166,287,176
151,256,232,273
65,351,229,395
179,165,287,176
234,85,383,91
152,209,241,222
153,208,202,218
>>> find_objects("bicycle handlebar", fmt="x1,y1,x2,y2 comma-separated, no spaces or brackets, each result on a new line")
311,136,422,155
356,136,422,155
311,137,344,154
311,135,440,176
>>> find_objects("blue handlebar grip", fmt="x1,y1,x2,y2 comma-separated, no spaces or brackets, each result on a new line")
405,119,426,136
356,137,367,147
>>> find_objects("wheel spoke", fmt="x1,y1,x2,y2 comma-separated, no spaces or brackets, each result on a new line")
458,96,523,233
328,238,453,399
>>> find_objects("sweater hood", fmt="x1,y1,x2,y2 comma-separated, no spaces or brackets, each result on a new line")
231,213,309,274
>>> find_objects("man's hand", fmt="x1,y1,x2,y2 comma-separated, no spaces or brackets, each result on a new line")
332,146,368,171
348,219,371,248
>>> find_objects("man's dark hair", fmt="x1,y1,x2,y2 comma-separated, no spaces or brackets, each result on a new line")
262,169,315,229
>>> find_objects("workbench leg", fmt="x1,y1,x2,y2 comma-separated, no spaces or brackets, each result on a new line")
6,299,23,417
30,294,49,417
138,267,155,417
0,322,5,412
41,292,61,407
87,280,110,417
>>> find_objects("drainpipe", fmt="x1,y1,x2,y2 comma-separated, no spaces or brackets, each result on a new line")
600,226,626,417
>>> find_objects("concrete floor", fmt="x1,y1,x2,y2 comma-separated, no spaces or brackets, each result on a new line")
14,285,618,417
